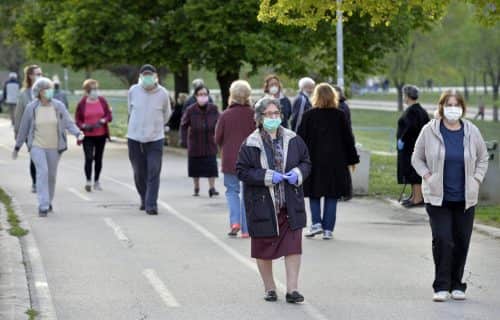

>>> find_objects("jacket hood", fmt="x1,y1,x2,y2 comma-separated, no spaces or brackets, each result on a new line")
429,118,472,138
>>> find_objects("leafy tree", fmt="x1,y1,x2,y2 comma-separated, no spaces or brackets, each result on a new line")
258,0,498,29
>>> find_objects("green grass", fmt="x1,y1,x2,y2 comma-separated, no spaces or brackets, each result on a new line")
25,308,39,320
0,188,28,237
475,205,500,228
352,91,497,109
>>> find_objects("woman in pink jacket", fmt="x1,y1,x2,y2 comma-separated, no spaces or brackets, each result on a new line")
412,90,489,302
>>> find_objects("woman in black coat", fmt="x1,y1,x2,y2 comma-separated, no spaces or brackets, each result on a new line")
237,97,311,304
396,85,430,207
297,83,359,240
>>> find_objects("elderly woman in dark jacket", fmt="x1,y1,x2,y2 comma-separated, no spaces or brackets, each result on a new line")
237,97,311,304
396,85,430,207
181,85,220,197
298,83,359,240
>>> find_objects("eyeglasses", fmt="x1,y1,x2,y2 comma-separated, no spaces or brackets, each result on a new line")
261,111,281,117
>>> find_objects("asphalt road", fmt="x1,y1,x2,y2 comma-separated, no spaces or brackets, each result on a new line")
0,119,499,320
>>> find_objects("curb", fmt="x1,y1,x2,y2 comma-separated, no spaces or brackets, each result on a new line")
0,203,30,320
385,198,500,239
6,189,58,320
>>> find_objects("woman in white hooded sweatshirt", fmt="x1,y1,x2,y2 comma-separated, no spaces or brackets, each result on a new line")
412,90,489,302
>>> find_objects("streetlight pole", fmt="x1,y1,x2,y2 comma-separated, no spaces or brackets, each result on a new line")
336,0,344,90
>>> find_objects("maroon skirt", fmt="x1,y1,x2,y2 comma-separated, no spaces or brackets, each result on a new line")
251,208,302,260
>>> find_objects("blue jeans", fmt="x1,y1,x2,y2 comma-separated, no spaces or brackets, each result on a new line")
309,197,338,232
128,138,164,211
224,174,247,233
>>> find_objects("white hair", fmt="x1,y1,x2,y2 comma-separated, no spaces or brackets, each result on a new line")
9,72,17,79
192,78,204,89
298,77,315,90
229,80,252,105
32,77,53,99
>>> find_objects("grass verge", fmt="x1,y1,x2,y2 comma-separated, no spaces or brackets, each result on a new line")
0,187,29,237
25,308,39,320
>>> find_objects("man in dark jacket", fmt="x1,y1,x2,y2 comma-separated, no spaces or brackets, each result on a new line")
396,85,430,207
1,72,20,126
290,77,315,132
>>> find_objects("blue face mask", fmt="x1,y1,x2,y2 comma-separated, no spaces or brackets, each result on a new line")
141,75,156,87
43,89,54,100
263,117,281,131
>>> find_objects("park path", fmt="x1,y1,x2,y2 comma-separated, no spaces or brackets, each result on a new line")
0,118,499,320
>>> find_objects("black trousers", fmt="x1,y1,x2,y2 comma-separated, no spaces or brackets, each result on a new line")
426,201,475,292
82,136,107,182
127,138,164,211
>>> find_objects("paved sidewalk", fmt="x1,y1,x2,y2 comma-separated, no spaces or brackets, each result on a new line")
0,204,30,320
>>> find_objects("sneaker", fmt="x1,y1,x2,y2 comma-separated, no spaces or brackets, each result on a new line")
432,291,450,302
451,290,466,300
240,233,250,239
227,223,240,237
264,290,278,302
146,209,158,215
286,291,304,304
31,184,36,193
305,223,323,238
38,209,48,217
93,181,102,191
85,181,92,192
322,230,333,240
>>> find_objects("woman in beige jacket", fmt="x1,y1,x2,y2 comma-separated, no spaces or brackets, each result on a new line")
412,90,489,302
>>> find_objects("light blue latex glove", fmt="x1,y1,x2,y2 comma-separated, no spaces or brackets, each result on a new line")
272,171,284,184
283,171,298,185
397,139,405,151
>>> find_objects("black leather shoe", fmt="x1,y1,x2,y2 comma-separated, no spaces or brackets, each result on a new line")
264,290,278,302
403,201,424,208
140,204,145,211
209,188,219,197
48,205,53,212
146,209,158,215
193,188,200,197
286,291,304,303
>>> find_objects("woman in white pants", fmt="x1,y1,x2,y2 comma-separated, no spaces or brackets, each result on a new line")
13,77,84,216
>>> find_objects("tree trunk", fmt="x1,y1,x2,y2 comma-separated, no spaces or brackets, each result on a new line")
463,76,469,101
216,70,240,110
483,72,488,95
473,70,477,95
157,66,169,86
173,63,189,100
85,68,92,79
396,83,404,112
106,65,139,87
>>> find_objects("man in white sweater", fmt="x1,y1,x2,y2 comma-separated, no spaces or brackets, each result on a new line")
127,64,172,215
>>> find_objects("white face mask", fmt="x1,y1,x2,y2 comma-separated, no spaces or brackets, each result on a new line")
443,106,462,122
89,89,99,99
269,86,279,95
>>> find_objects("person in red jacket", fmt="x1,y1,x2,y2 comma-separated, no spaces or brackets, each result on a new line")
75,79,112,192
215,80,255,238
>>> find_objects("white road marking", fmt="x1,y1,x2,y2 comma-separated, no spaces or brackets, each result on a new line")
67,187,91,201
103,217,132,247
142,269,180,308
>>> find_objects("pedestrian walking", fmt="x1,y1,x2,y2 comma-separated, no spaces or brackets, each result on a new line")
262,75,292,128
396,85,430,207
182,78,214,113
53,79,69,109
180,85,220,197
1,72,20,126
75,79,113,192
332,85,352,128
297,83,359,239
168,92,188,132
127,64,172,215
12,77,84,216
236,97,311,303
412,90,489,302
14,64,43,193
473,97,485,120
215,80,255,238
290,77,315,132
